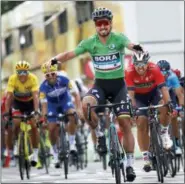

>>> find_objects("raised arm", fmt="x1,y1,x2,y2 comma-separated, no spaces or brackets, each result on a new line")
55,51,76,63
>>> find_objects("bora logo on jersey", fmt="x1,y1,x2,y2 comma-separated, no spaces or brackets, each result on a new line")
92,52,121,71
93,52,120,62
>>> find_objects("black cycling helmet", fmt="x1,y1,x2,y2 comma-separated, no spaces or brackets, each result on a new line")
133,51,150,64
92,7,113,21
157,60,171,71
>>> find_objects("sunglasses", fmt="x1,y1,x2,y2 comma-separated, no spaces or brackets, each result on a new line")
95,20,110,27
134,62,147,67
45,72,56,78
17,70,28,76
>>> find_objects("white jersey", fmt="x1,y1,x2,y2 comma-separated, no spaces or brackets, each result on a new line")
74,80,88,99
57,71,78,94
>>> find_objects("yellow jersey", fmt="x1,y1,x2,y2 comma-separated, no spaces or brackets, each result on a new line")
6,73,39,102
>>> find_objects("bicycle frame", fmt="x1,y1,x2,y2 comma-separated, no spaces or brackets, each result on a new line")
3,112,35,180
136,104,169,182
19,121,32,159
46,112,77,179
108,112,121,157
87,101,133,183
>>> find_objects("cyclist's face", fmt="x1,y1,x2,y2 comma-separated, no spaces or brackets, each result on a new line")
17,70,29,83
161,71,169,79
134,63,148,75
45,72,57,84
95,18,112,37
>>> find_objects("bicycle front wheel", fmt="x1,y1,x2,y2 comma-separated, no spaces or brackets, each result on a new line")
151,125,164,183
39,138,49,174
109,126,121,184
64,156,68,179
25,133,32,179
102,154,107,170
18,132,25,180
166,149,176,177
59,125,69,179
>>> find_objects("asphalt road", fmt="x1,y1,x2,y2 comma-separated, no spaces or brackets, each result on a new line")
2,159,184,183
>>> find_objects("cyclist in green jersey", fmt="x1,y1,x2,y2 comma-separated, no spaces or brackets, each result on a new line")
47,7,144,181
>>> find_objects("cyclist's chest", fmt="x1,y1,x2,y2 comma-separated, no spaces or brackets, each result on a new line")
90,41,123,55
45,84,68,98
133,73,155,84
14,80,33,93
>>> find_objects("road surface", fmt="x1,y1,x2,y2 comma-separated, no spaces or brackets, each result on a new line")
2,159,184,183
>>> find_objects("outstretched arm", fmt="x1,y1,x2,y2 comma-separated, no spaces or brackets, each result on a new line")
50,51,77,70
54,50,77,63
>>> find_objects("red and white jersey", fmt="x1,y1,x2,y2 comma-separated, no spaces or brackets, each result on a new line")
125,62,165,94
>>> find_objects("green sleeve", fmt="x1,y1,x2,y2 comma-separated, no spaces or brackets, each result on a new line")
74,39,88,56
119,33,131,48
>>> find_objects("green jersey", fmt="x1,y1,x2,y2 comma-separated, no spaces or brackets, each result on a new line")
74,32,131,79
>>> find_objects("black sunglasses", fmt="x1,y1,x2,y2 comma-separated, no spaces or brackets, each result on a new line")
134,62,147,67
45,72,56,78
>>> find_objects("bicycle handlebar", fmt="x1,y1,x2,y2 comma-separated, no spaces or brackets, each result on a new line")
3,112,35,121
134,103,169,117
136,104,168,111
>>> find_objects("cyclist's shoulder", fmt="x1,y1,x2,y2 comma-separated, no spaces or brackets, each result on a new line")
40,79,49,90
8,74,17,81
148,62,160,71
148,61,157,68
39,79,45,86
125,64,135,73
111,32,128,39
88,34,97,40
28,73,38,81
112,32,124,37
57,74,70,83
79,34,96,45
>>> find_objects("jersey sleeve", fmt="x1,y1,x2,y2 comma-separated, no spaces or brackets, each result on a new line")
31,75,39,92
125,70,135,91
6,76,15,93
39,84,47,103
74,39,89,56
69,80,79,94
119,33,131,48
68,80,73,90
153,67,166,88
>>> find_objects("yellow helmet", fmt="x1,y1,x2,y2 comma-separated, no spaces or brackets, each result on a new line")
15,61,30,71
41,62,58,74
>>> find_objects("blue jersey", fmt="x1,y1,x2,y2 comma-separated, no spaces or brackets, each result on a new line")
166,70,181,90
39,75,72,103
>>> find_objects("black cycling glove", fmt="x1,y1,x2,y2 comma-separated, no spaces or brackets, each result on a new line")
133,44,143,52
51,58,58,65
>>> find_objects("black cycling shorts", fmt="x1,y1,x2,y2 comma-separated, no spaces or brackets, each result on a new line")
85,78,130,117
169,89,178,107
13,99,34,114
135,87,162,117
180,77,184,88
